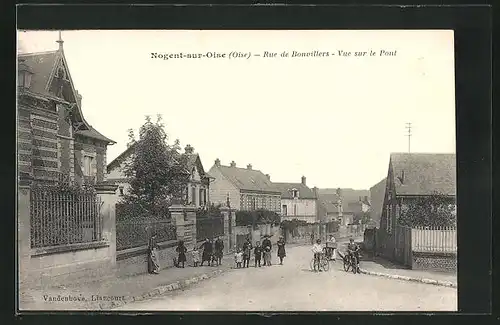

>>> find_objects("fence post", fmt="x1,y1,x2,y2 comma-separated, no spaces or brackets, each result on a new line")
169,204,186,242
220,206,236,253
18,173,33,290
95,183,118,268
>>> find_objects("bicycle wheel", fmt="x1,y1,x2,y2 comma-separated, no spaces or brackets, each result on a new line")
351,257,357,274
322,258,330,271
310,258,316,271
343,258,350,272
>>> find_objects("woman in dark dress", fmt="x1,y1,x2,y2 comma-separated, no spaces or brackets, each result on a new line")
277,236,286,265
147,233,160,274
214,236,224,266
200,238,213,266
176,240,187,268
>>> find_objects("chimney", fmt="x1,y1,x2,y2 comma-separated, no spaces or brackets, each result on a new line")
313,186,318,198
265,174,270,180
214,158,221,167
247,164,252,170
230,161,236,167
301,176,306,186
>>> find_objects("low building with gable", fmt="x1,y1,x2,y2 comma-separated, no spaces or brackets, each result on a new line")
207,159,281,212
273,176,320,223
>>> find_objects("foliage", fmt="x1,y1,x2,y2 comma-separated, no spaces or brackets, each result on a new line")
353,211,371,225
236,209,281,227
280,218,308,231
120,115,191,218
398,192,457,228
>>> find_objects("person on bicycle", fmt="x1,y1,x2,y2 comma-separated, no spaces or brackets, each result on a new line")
347,238,360,268
312,238,323,272
326,235,337,261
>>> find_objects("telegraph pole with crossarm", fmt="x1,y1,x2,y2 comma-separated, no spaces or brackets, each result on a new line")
405,122,412,153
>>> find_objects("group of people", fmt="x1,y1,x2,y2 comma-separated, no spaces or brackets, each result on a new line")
234,235,286,268
311,235,360,272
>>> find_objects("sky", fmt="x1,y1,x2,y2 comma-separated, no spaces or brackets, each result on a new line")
17,30,456,190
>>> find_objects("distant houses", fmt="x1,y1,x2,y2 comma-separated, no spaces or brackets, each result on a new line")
207,159,281,212
274,176,320,223
317,188,371,226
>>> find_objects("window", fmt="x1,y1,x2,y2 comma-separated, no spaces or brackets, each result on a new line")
83,155,95,176
119,186,124,196
292,188,299,199
251,197,256,210
282,205,288,216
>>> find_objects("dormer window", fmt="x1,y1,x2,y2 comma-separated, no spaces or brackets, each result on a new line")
191,167,196,180
291,188,299,199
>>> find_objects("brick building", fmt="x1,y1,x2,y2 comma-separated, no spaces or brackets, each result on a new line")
208,159,281,212
17,35,114,185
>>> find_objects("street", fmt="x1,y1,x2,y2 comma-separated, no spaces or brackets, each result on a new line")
116,241,457,311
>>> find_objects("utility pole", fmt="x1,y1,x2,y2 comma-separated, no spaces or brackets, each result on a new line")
405,122,412,153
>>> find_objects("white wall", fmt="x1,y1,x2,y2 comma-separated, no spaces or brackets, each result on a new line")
281,198,317,223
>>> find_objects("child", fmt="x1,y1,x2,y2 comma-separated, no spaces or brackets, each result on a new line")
192,246,200,267
264,246,272,266
254,241,262,267
234,248,243,268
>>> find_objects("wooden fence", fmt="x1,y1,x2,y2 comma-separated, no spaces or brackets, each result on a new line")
30,188,102,249
411,226,457,253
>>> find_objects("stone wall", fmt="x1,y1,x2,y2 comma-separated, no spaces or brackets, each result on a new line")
116,241,179,277
412,251,457,272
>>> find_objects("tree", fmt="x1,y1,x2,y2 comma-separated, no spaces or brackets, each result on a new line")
353,211,371,225
121,115,191,218
398,192,456,228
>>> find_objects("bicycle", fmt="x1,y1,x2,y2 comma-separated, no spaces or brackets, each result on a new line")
338,251,360,274
310,252,330,272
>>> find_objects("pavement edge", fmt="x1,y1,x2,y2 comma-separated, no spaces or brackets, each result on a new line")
359,269,457,288
99,268,228,310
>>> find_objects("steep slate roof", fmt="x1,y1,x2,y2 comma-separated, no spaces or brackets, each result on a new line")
185,153,213,179
369,177,387,227
217,165,280,194
76,126,115,144
390,153,456,196
19,49,115,144
273,182,317,199
19,51,58,96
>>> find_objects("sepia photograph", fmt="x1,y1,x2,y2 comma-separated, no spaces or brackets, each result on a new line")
17,29,457,312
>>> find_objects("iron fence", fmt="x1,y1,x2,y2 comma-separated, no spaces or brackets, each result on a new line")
30,189,102,249
116,219,177,251
196,215,224,241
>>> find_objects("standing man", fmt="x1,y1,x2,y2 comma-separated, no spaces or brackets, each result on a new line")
214,236,225,266
326,234,337,261
242,237,253,268
199,238,213,267
261,235,272,266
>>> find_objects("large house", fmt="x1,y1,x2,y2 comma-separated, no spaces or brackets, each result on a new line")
208,159,281,212
274,176,320,223
17,36,114,185
106,145,212,208
377,153,456,259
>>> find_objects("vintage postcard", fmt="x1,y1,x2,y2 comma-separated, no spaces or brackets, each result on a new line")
17,29,457,312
